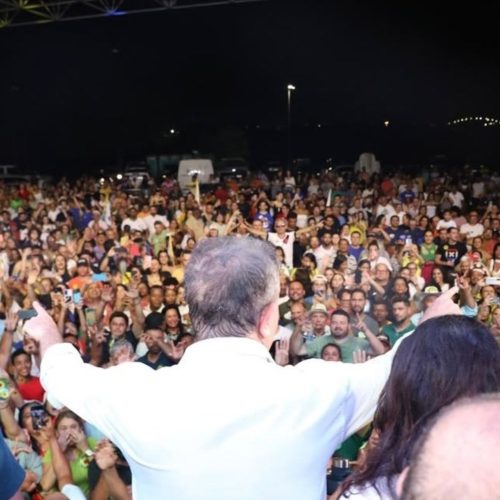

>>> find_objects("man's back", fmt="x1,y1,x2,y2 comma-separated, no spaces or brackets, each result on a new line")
41,337,396,500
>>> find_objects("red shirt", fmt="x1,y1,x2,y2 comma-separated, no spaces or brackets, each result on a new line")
17,377,45,402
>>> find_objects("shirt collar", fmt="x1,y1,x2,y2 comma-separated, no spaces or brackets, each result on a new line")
179,337,274,365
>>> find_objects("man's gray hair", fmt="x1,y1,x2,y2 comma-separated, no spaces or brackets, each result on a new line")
109,339,135,359
185,236,280,340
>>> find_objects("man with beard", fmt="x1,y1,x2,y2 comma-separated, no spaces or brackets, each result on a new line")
279,280,308,324
291,309,385,363
382,296,415,346
136,327,180,370
349,289,379,334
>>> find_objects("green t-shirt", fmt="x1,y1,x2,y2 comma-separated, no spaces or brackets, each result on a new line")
305,334,337,359
420,243,437,263
151,230,168,256
44,437,97,497
305,334,370,363
334,336,371,364
382,322,415,346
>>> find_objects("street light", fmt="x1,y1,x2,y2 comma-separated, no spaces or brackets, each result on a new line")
287,84,296,170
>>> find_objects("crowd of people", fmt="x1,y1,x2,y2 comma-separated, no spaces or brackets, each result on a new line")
0,163,499,499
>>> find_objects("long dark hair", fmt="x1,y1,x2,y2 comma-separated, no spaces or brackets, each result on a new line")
341,315,500,498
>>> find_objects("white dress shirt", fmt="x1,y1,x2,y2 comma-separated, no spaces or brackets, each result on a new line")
41,336,402,500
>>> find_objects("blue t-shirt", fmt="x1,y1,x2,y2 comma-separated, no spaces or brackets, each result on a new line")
0,436,25,499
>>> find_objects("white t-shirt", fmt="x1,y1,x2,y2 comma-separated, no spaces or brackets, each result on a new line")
268,232,295,268
436,219,457,230
449,191,464,208
143,214,170,236
341,475,397,499
472,181,485,198
460,223,484,239
313,245,336,272
375,204,396,219
121,217,148,232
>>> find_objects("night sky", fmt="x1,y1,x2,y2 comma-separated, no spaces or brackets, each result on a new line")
1,0,499,173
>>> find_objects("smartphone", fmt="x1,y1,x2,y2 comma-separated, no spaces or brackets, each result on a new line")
18,309,38,321
84,308,97,327
485,277,500,286
72,290,81,304
0,377,9,401
64,289,73,303
30,406,48,430
92,273,108,282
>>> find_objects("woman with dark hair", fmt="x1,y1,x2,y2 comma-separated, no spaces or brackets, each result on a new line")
339,315,500,499
333,255,349,274
297,252,318,282
388,276,411,300
164,304,185,343
429,266,452,292
15,401,77,495
370,216,391,245
488,242,500,278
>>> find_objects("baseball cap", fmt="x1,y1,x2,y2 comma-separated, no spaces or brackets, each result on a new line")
77,258,89,267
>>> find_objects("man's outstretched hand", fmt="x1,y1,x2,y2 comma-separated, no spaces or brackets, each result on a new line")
23,301,61,348
420,286,461,324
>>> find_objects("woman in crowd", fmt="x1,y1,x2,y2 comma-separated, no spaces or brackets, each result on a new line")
370,216,391,246
321,343,342,362
429,266,451,292
338,315,500,499
52,409,97,497
488,242,500,277
16,401,79,496
52,253,72,283
164,304,185,343
388,276,411,300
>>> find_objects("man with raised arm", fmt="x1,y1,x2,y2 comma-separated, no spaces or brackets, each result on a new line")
28,237,454,500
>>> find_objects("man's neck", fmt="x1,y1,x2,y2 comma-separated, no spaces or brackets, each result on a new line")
395,318,411,331
313,328,326,337
147,351,161,362
332,333,353,344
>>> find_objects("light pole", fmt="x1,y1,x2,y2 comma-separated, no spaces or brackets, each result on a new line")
287,84,296,170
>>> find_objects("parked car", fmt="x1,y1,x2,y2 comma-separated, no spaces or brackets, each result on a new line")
216,158,250,184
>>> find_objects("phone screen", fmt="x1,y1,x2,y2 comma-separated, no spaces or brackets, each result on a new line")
30,407,48,430
84,308,97,327
72,290,81,304
92,273,108,282
0,377,9,401
18,309,38,321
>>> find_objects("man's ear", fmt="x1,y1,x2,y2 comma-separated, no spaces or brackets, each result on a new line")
257,301,279,348
396,466,410,498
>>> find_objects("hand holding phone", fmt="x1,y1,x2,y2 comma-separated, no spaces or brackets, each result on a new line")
0,377,10,402
18,309,38,321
